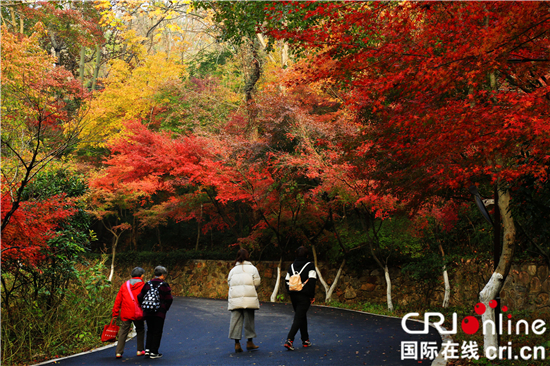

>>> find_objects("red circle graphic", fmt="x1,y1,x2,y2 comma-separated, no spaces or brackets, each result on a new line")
461,316,480,335
475,302,486,315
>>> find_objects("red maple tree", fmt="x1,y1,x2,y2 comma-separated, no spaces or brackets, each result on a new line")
266,0,550,352
1,192,76,268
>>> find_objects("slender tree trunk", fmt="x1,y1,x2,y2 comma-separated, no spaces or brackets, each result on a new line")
281,43,289,67
156,227,162,251
79,46,86,85
368,240,394,311
10,7,17,31
256,33,275,64
442,267,451,308
312,245,329,296
244,40,261,139
326,259,346,303
383,265,394,311
479,187,516,357
312,246,346,303
49,33,61,66
195,204,202,251
270,257,283,302
91,44,101,91
439,243,451,308
108,236,118,282
132,216,137,251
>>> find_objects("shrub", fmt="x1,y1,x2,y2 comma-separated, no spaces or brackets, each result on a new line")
1,260,114,366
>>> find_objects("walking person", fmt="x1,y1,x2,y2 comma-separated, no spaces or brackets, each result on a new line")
283,246,317,350
112,267,146,359
138,266,173,359
227,248,261,353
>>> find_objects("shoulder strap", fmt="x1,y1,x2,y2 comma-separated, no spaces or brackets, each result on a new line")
150,280,163,289
126,281,136,302
292,262,311,275
297,262,310,275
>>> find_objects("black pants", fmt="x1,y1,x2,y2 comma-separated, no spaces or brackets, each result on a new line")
287,293,311,342
145,316,165,354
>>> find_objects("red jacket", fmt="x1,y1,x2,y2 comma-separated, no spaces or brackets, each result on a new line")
112,277,144,321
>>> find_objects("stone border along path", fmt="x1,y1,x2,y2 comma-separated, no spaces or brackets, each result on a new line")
33,297,447,366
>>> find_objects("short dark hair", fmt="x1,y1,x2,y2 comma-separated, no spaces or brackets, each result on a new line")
234,248,250,265
296,246,309,258
154,266,168,277
131,267,145,278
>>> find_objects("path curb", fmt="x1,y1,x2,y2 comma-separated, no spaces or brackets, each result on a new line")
32,330,137,366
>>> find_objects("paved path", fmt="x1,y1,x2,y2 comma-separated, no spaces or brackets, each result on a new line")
43,297,442,366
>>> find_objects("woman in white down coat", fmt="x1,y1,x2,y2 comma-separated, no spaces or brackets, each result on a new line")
228,248,261,353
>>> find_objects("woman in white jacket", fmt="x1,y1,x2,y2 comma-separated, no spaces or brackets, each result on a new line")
227,248,261,353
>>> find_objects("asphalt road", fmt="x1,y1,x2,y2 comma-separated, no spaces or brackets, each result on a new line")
40,297,442,366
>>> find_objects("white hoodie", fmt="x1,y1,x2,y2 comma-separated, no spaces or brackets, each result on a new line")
227,261,261,310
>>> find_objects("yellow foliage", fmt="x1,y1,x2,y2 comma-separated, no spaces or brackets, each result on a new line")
79,53,186,149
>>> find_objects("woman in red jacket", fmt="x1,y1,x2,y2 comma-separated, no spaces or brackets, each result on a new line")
112,267,146,358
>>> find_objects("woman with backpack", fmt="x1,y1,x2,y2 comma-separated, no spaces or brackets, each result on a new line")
283,246,317,351
227,248,261,353
138,266,173,359
112,267,146,358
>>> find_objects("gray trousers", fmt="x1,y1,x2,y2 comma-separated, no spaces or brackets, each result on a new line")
228,309,256,340
116,319,145,354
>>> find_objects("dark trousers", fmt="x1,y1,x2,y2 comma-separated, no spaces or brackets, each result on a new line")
287,293,311,342
145,316,165,354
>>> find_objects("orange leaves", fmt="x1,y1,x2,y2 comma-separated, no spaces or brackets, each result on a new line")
1,25,85,120
2,25,88,233
80,53,186,149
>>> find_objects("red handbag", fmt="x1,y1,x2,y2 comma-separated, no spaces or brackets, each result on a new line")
101,318,119,342
126,281,144,320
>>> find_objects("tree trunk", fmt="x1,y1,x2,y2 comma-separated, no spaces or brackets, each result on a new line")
50,33,61,66
256,33,275,64
367,233,393,311
312,245,330,295
91,44,101,91
132,216,138,251
79,46,86,85
195,204,202,251
270,257,283,302
244,40,261,139
479,187,516,357
19,10,24,34
439,243,451,308
156,227,162,251
281,43,289,67
384,265,394,311
442,267,451,308
312,245,345,303
108,236,118,282
326,259,345,303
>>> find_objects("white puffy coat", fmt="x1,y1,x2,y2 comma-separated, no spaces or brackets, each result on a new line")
227,261,261,310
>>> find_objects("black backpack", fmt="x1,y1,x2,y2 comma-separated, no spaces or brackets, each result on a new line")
141,281,162,313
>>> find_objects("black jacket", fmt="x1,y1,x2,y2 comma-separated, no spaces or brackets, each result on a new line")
137,277,173,319
285,259,317,298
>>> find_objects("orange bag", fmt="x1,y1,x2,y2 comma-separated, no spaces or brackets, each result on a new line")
101,318,119,342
